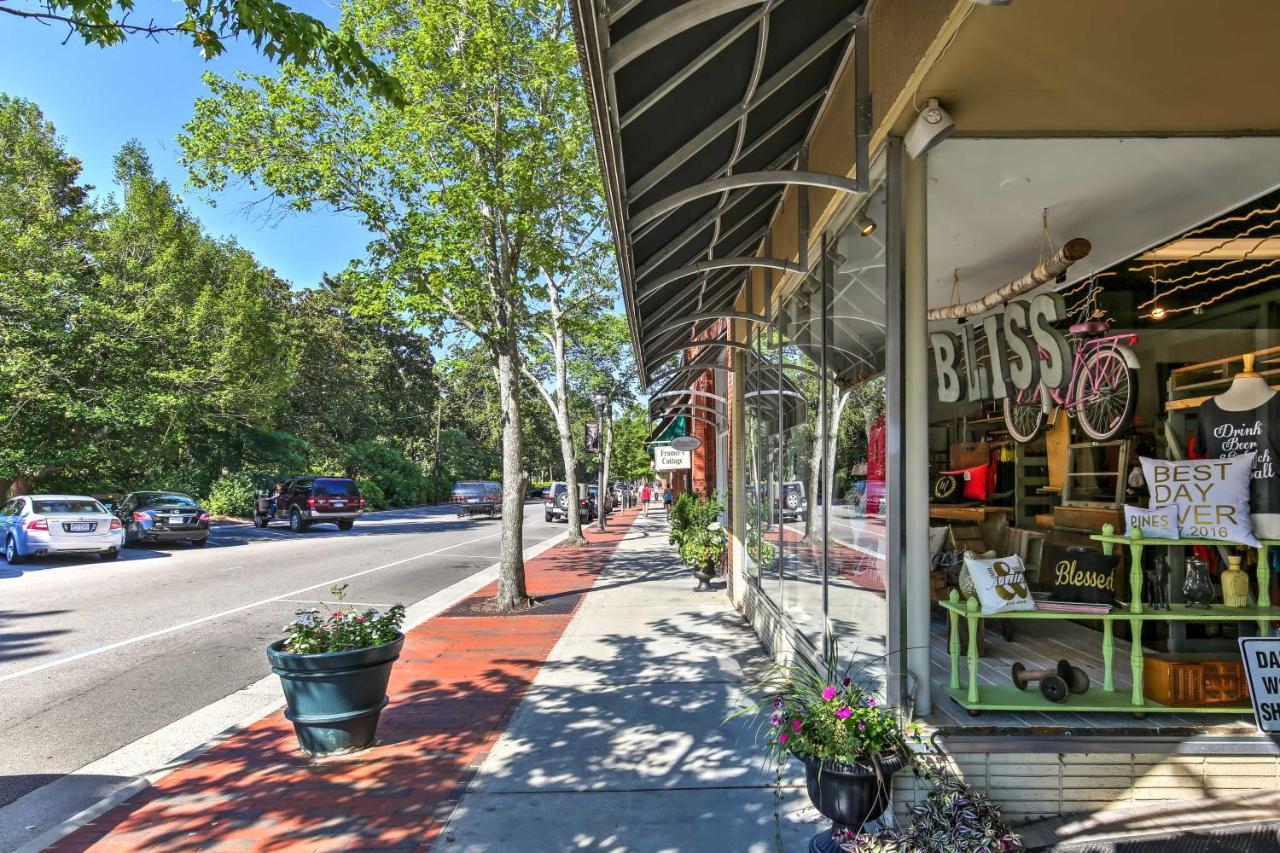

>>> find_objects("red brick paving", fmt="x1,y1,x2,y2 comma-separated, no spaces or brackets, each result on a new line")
53,512,639,852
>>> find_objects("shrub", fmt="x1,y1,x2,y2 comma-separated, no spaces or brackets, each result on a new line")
343,441,429,508
206,472,258,517
358,478,387,510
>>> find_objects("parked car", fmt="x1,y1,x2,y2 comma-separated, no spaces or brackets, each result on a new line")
777,480,807,522
544,481,590,523
116,491,210,548
0,494,124,563
451,480,502,518
588,484,614,517
254,477,364,532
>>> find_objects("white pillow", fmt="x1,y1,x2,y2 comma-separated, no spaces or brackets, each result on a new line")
1139,454,1259,547
1123,504,1179,540
963,553,1035,616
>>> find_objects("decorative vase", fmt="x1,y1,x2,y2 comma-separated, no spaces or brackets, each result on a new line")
1221,555,1249,608
801,751,906,853
266,633,404,755
1182,555,1215,609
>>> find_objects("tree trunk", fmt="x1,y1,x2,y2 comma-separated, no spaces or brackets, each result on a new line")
802,417,820,544
825,388,852,515
553,327,586,545
492,331,531,612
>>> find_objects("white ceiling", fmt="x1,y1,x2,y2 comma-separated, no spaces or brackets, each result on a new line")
925,137,1280,311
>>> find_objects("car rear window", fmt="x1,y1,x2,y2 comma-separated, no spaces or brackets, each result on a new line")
313,478,360,497
33,499,105,514
453,482,486,496
138,493,198,508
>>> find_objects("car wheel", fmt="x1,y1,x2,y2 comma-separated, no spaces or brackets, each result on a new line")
289,509,307,533
253,512,269,529
545,512,554,523
191,537,209,547
4,536,22,565
99,548,119,561
337,519,354,531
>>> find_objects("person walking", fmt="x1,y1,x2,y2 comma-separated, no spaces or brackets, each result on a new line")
640,482,651,516
663,485,674,516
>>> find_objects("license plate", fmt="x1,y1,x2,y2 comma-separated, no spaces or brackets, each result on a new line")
66,522,94,533
166,514,185,523
332,501,346,507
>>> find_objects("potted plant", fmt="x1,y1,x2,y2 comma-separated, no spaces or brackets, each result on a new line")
677,494,727,591
668,491,696,545
735,636,922,851
267,584,406,755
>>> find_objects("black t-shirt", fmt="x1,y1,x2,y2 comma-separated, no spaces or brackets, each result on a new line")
1196,394,1280,517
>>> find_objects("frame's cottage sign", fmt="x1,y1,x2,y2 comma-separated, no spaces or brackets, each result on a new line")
1239,637,1280,732
654,446,691,471
671,436,702,452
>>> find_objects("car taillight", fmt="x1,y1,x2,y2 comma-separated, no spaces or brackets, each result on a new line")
198,512,210,523
358,497,365,508
132,512,149,522
307,497,317,508
109,518,122,530
26,519,48,531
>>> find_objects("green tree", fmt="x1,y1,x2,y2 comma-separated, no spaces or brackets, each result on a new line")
180,0,601,610
610,403,654,481
0,0,403,104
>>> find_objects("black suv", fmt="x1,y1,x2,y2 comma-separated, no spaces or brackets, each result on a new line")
117,491,210,548
254,477,364,532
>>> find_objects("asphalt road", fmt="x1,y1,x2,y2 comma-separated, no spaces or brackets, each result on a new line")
0,501,564,809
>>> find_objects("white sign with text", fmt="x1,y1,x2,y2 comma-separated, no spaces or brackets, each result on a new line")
654,446,692,471
1239,637,1280,733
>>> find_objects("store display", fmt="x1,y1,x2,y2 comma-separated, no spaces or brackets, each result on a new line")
1047,546,1118,606
1142,555,1171,611
1182,554,1215,609
1143,653,1251,707
1010,659,1090,703
931,472,967,504
963,553,1035,615
1221,554,1249,607
1123,503,1179,540
1194,354,1280,541
1139,454,1261,547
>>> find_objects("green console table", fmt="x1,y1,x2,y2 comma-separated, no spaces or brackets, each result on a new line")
940,527,1279,716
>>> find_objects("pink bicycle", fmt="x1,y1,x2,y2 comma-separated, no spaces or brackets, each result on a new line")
1001,320,1139,443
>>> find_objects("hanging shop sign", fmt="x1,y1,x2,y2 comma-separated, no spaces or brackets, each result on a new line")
1238,637,1280,732
930,293,1072,404
654,446,692,471
671,435,702,452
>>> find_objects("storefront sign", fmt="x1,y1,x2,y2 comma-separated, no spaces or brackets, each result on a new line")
671,435,701,452
930,293,1073,403
1239,637,1280,732
654,446,691,471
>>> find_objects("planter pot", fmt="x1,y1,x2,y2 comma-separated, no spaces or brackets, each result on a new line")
801,751,906,853
692,568,716,591
266,633,404,756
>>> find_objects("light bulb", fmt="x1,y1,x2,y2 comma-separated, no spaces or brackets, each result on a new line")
1150,305,1168,321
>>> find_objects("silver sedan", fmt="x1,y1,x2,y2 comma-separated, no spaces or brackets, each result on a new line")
0,494,124,563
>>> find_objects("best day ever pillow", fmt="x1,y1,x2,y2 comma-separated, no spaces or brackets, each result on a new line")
1139,454,1260,547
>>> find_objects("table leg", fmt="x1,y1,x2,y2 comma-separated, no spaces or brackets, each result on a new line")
1259,543,1272,635
1129,616,1144,706
949,609,960,691
1129,543,1144,615
1102,620,1115,692
966,601,980,705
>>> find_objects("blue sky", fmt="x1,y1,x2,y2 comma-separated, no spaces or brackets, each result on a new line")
0,2,371,288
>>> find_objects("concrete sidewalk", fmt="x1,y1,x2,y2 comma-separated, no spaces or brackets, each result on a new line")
437,512,816,852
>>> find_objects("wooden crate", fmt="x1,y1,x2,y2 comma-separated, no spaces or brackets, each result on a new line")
1143,653,1250,707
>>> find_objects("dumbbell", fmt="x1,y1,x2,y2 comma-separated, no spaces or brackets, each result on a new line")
1011,660,1090,703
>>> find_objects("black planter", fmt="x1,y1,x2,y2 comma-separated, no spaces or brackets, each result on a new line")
801,751,906,852
266,633,404,756
692,569,715,591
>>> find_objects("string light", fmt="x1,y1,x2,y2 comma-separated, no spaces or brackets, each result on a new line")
1148,271,1167,321
1131,213,1280,271
1135,257,1280,310
1139,269,1280,320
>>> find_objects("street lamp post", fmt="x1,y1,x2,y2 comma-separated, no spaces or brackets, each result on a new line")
593,388,609,532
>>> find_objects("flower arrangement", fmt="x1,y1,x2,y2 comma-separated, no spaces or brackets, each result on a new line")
842,760,1022,852
738,634,921,770
281,584,406,655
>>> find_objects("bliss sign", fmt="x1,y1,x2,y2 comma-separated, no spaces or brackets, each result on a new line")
929,293,1072,404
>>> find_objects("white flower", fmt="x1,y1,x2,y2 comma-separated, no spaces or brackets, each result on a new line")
707,522,723,532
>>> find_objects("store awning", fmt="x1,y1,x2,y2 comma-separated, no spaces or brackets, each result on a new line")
570,0,868,386
745,369,808,432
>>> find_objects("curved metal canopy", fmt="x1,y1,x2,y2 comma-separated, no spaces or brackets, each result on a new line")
648,388,730,406
642,311,770,342
630,170,863,232
636,258,802,304
648,338,756,371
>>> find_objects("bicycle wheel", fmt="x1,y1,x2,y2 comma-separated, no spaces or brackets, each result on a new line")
1003,385,1046,443
1074,346,1138,441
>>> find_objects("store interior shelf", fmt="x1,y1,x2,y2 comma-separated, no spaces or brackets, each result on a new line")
941,684,1248,715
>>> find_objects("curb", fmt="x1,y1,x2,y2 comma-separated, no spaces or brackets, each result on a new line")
7,526,572,853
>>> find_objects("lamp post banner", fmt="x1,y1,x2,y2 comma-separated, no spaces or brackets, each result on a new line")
654,447,692,471
585,420,601,453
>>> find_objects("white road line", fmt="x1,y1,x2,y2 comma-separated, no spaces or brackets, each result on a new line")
0,529,504,685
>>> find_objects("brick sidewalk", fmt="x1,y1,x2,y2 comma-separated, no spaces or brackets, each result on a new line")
53,512,639,852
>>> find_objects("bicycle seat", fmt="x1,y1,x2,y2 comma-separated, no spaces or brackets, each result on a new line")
1069,320,1109,336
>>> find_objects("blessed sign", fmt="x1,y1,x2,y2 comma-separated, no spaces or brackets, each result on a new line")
1239,637,1280,733
930,293,1073,403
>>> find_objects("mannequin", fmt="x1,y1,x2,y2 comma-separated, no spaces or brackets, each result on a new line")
1197,353,1280,540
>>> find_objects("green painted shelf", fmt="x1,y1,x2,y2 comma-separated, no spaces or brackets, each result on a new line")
941,684,1250,715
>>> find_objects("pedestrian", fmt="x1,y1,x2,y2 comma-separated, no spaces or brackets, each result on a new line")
663,485,674,516
640,482,651,516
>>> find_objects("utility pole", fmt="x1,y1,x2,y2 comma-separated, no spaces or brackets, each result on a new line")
593,388,609,532
432,400,443,505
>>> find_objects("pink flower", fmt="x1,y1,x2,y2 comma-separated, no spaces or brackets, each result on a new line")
792,719,803,732
865,697,878,708
836,706,852,719
821,686,838,702
778,733,789,744
770,714,781,727
857,721,867,731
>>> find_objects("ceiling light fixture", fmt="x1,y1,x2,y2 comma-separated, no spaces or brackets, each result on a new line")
854,210,877,237
1148,274,1167,321
905,98,955,159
